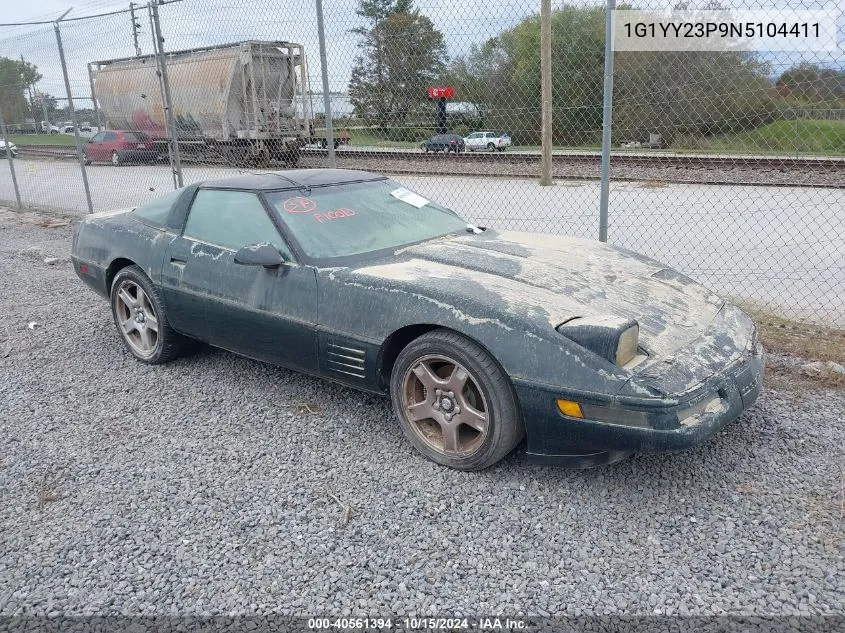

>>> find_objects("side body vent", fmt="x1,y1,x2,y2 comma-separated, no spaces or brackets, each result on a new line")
326,343,366,379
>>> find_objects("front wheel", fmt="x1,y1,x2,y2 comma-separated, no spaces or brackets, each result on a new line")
110,265,189,364
111,151,121,166
390,329,524,470
487,142,496,152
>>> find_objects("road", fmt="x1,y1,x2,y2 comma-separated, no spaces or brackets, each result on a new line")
1,158,843,326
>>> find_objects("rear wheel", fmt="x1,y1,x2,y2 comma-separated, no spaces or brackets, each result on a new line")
487,142,496,152
390,329,524,470
111,151,121,166
110,265,189,364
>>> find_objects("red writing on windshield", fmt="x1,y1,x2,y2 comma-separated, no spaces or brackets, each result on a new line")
284,197,317,214
314,208,356,223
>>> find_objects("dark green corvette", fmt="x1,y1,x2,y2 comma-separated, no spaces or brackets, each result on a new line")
71,169,764,470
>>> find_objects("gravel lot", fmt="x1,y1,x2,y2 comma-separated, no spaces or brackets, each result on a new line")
1,208,843,619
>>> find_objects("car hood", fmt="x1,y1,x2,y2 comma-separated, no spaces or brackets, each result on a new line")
353,230,730,359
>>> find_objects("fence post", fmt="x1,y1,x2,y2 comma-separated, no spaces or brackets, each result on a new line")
0,108,23,209
149,0,184,189
55,16,95,215
315,0,336,168
539,0,553,186
598,0,615,243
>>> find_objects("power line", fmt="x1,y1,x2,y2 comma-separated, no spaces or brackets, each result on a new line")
0,0,183,27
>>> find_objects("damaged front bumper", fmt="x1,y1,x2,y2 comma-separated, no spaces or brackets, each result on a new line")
515,339,765,468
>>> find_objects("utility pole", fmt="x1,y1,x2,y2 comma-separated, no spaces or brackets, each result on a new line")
20,55,36,131
539,0,553,186
55,8,94,214
0,108,23,209
150,0,184,188
38,92,50,134
130,2,142,56
315,0,336,168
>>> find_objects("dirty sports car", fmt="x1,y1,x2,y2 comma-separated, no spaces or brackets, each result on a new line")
71,169,764,470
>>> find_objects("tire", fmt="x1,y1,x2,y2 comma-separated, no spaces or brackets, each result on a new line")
84,157,91,165
390,328,524,470
110,265,188,364
111,151,121,166
487,142,496,152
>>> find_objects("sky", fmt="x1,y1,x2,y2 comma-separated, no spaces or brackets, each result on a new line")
0,0,842,105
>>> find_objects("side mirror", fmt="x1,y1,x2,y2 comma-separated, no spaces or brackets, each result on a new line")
234,243,287,268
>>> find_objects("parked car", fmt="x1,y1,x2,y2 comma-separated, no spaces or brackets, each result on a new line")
421,133,465,153
63,124,94,134
84,130,158,165
71,168,764,471
40,121,60,134
0,138,18,158
464,130,511,152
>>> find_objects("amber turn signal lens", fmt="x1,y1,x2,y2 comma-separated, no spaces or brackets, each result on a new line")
556,399,584,418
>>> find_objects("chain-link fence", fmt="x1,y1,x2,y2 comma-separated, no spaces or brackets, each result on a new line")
0,0,842,325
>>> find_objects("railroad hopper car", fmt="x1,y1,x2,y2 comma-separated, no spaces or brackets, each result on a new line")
89,41,313,166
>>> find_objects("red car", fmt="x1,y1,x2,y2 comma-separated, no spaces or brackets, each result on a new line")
84,130,159,166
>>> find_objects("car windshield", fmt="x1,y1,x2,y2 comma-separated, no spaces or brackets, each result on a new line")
265,179,468,259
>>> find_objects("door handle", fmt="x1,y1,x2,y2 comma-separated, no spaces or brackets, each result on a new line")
170,255,187,264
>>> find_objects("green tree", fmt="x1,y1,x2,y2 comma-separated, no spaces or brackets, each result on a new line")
353,0,413,30
349,6,447,130
447,39,510,126
451,5,779,146
0,57,30,124
19,58,41,108
449,6,606,145
777,63,845,104
613,49,778,142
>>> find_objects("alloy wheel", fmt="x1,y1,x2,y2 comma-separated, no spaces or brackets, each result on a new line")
401,354,490,457
113,280,159,358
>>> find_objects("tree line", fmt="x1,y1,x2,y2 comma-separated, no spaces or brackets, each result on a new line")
348,1,844,145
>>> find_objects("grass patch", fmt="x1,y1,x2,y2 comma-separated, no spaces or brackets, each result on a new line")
349,120,845,156
741,306,845,390
350,130,419,149
682,120,845,156
8,134,78,146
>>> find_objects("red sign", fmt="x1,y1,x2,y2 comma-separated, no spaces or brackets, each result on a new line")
428,86,454,99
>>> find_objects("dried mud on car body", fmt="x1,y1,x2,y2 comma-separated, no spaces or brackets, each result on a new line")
1,208,844,617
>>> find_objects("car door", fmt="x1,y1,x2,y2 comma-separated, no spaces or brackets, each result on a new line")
86,131,106,161
465,132,480,150
164,188,318,372
100,131,119,160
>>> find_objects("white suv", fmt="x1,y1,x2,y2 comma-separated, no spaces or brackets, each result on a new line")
464,130,512,152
